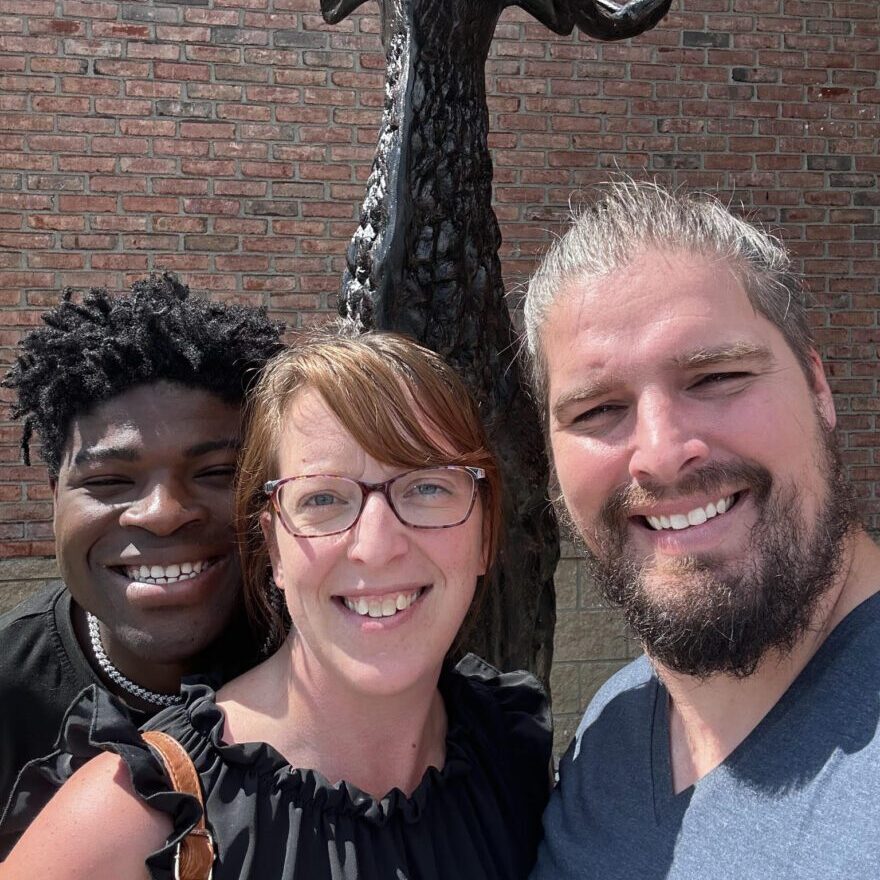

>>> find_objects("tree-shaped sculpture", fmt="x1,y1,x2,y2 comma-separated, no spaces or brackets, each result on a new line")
320,0,672,684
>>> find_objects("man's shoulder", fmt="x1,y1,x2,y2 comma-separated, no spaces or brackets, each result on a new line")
0,582,83,691
0,582,67,632
580,654,655,722
567,654,656,758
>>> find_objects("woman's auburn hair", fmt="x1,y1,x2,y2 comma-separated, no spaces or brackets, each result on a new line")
234,327,503,652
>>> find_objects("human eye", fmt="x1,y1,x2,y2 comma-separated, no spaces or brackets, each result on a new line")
280,478,356,532
289,477,355,513
81,475,132,489
412,479,450,497
400,471,460,505
195,463,236,482
575,402,623,421
567,402,626,432
690,371,752,390
301,491,345,508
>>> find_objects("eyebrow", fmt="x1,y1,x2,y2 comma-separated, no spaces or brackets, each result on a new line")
674,342,775,369
550,342,776,422
551,378,619,422
73,437,240,467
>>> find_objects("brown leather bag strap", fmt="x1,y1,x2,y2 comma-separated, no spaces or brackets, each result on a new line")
142,730,215,880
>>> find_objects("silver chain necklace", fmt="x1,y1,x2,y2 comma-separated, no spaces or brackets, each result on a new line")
86,612,182,708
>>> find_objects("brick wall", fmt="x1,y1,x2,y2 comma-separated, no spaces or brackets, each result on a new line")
1,1,877,749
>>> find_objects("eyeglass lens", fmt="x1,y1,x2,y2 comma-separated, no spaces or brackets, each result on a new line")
276,468,477,536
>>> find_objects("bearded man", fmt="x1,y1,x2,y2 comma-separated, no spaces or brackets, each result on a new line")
525,180,880,879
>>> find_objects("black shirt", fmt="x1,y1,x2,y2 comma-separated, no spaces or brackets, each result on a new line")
0,583,150,816
4,655,553,879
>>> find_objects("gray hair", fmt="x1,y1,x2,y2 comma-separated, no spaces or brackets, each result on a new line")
523,179,815,410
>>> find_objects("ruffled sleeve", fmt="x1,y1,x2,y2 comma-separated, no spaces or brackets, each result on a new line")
448,653,553,759
0,684,205,878
442,653,554,837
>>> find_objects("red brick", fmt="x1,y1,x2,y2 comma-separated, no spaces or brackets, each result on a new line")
121,196,180,213
183,199,240,215
57,76,119,97
179,122,237,139
0,194,52,211
30,96,90,114
180,160,236,176
125,80,182,99
58,118,116,135
213,144,269,164
119,157,177,174
156,140,211,158
214,217,269,235
119,120,177,137
94,98,153,116
156,25,212,43
90,176,147,193
91,137,150,155
63,37,123,58
61,0,116,18
153,217,206,233
93,59,151,78
28,214,86,231
0,35,57,53
91,216,148,232
155,62,211,82
124,40,180,60
241,161,294,178
93,22,151,39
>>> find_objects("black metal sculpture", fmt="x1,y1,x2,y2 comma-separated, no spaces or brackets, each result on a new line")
320,0,672,684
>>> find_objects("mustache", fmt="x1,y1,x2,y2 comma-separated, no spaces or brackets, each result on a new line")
600,461,773,525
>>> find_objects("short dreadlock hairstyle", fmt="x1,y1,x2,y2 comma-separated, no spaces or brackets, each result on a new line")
3,272,285,477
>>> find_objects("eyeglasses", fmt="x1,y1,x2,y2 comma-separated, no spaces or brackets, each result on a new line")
264,466,486,538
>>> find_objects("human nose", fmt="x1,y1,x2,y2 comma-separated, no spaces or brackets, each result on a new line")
346,489,409,565
118,480,207,535
628,391,710,485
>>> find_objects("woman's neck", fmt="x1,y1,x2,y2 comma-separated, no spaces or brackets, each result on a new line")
219,638,449,798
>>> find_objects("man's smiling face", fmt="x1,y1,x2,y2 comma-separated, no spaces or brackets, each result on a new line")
52,382,244,682
543,248,852,676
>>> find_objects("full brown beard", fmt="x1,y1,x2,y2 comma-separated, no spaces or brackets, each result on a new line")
579,427,858,679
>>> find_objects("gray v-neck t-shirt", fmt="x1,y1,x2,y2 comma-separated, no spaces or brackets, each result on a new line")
532,592,880,880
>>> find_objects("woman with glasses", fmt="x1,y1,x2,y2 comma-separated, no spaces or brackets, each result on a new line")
4,330,552,879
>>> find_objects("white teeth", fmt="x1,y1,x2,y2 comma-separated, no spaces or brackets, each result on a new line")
343,589,422,618
124,560,213,585
645,495,734,532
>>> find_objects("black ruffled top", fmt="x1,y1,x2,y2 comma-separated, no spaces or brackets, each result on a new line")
3,654,552,879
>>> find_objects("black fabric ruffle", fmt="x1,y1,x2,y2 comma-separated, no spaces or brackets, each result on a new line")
1,654,552,879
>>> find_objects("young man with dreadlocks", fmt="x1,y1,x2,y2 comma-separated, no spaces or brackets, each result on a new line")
0,273,284,823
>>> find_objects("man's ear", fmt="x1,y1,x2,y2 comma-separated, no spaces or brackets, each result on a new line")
808,349,836,432
260,511,284,591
